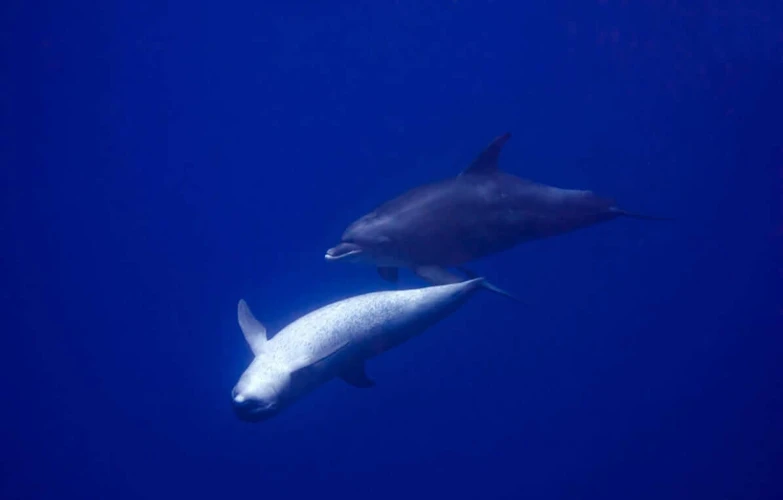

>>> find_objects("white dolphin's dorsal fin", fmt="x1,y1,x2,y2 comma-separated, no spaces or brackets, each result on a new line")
237,299,268,355
460,132,511,176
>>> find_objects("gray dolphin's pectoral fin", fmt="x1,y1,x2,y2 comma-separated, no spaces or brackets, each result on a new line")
377,266,399,283
414,266,464,285
237,299,268,355
460,132,512,176
339,361,375,389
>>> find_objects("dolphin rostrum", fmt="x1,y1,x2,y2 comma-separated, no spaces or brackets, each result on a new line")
231,278,498,422
325,132,670,285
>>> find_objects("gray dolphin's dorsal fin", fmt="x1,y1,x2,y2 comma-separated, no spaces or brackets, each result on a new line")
460,132,512,176
340,361,375,388
237,299,268,355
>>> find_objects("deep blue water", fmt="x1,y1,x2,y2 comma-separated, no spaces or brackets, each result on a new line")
2,1,782,499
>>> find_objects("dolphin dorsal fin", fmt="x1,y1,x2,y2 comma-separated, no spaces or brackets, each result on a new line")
460,132,511,176
237,299,268,355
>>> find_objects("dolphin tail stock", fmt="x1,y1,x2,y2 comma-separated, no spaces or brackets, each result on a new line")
610,207,675,221
415,265,522,303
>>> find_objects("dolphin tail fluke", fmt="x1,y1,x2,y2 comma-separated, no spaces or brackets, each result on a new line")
477,279,522,303
611,207,675,221
457,266,521,302
416,265,522,303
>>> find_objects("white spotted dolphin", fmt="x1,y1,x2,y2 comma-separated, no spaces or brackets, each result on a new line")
325,132,670,285
231,278,501,422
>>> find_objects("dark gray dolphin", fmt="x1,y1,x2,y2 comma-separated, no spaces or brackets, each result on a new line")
326,132,670,285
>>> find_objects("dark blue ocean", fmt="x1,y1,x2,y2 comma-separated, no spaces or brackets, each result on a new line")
3,2,782,499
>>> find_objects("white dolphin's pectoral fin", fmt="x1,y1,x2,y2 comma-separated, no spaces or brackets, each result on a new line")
414,266,464,285
237,299,269,355
289,340,352,383
339,361,375,388
289,341,357,390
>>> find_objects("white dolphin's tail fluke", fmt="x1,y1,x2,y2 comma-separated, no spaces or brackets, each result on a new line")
456,267,521,303
477,279,521,303
415,265,522,303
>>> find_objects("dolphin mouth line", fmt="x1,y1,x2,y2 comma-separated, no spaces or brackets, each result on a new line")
234,404,280,423
324,249,362,261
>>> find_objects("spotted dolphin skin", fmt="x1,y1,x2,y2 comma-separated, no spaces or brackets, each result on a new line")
325,132,670,285
231,278,500,422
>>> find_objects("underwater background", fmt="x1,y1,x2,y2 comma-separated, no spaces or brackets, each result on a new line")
2,1,782,499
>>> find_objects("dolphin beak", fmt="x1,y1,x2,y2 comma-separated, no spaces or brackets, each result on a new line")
231,390,280,423
325,242,363,262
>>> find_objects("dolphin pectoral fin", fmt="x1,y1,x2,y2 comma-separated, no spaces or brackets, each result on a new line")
377,267,399,283
339,361,375,388
290,341,352,386
237,299,268,355
460,132,511,176
414,266,464,285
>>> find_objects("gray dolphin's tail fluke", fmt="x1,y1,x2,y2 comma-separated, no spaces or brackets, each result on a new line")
610,207,675,221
